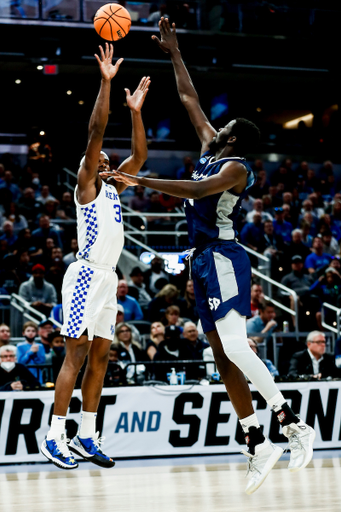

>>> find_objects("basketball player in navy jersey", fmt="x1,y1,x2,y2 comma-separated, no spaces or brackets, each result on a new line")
41,43,150,470
101,20,316,494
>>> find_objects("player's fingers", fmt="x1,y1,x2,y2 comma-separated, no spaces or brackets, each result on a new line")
105,42,109,59
172,22,177,34
99,45,105,61
109,43,114,60
94,54,101,65
151,35,162,46
124,88,131,99
115,57,124,70
164,18,171,33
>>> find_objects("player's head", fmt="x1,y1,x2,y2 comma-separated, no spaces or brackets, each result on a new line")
209,118,260,156
79,151,110,181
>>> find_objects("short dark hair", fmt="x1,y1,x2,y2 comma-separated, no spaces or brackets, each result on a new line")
259,300,275,311
230,118,261,156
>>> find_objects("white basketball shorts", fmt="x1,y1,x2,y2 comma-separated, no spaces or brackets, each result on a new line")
60,260,118,341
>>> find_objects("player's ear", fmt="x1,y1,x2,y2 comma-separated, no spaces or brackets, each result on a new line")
227,135,237,145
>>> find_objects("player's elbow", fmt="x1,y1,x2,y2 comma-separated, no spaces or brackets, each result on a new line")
193,184,206,200
180,93,199,107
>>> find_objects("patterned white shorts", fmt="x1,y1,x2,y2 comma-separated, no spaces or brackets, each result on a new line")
60,260,118,341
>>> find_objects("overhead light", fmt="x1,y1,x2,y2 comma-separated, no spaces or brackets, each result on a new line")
15,79,21,84
256,107,262,112
66,90,72,95
78,100,84,105
284,114,313,129
40,131,45,136
37,65,43,70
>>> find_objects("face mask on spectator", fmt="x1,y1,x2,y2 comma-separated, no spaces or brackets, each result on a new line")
1,361,15,372
32,178,40,185
53,346,64,355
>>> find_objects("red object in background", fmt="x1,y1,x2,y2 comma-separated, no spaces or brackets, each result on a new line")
43,64,58,75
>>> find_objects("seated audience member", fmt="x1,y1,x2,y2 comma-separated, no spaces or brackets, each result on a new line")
114,323,145,381
0,220,18,250
31,214,62,250
259,219,284,256
117,279,144,321
4,202,28,235
17,187,41,224
146,321,165,360
246,301,277,360
115,304,140,344
0,345,40,391
246,198,273,223
143,256,169,297
310,267,341,329
248,338,279,378
56,191,76,220
16,321,45,380
305,237,333,274
251,169,269,199
104,344,127,387
239,212,264,253
287,229,311,263
153,325,191,382
128,266,152,314
281,255,314,297
318,214,341,242
148,283,187,323
250,283,264,317
300,220,314,248
272,207,293,244
0,323,11,347
182,279,199,323
63,238,78,267
36,185,57,205
320,230,339,256
183,322,209,360
288,331,341,380
18,264,57,316
128,185,149,212
164,305,183,330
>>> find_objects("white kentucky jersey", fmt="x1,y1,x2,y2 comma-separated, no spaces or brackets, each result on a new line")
74,181,124,269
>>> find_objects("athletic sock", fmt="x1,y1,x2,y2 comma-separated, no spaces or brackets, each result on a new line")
267,392,299,427
47,414,66,440
240,413,265,455
79,411,97,439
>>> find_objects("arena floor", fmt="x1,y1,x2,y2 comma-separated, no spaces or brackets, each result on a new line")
0,451,340,512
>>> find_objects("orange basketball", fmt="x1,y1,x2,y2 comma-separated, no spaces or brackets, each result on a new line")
94,3,131,41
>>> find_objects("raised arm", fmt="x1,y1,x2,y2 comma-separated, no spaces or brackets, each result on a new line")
152,18,216,155
77,43,123,204
100,160,247,200
107,77,150,195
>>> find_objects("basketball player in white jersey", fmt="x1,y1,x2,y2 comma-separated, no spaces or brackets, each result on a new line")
101,20,316,494
41,43,150,469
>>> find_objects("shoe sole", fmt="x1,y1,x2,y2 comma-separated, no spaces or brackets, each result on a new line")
40,443,79,470
288,429,316,473
69,441,115,469
245,446,284,495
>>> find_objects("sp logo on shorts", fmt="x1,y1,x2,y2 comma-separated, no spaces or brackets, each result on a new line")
110,325,115,335
208,297,221,311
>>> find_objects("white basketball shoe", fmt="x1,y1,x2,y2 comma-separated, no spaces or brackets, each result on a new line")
242,439,283,495
282,420,316,472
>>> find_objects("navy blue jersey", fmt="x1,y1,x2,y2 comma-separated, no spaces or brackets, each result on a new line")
184,152,255,248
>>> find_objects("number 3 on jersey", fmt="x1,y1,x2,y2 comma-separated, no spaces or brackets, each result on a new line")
114,204,122,223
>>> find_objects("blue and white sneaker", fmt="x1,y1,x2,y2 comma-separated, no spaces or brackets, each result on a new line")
69,432,115,468
41,433,78,470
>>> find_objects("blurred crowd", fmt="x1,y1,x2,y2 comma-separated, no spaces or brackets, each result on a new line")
1,147,341,389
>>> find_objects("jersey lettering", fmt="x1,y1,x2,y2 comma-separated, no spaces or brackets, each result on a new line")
208,297,221,311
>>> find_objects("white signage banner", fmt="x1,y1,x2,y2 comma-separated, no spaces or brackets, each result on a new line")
0,382,341,463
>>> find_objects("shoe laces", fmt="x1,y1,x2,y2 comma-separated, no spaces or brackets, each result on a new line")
241,450,261,476
286,425,309,452
55,437,72,458
91,432,106,451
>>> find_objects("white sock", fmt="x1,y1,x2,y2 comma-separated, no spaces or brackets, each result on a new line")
239,413,260,434
47,415,66,440
79,410,97,439
267,391,286,412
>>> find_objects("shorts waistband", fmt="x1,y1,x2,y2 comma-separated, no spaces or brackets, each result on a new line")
192,238,237,260
77,259,116,272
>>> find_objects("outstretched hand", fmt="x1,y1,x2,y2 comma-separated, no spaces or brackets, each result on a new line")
151,17,179,54
99,169,140,186
125,76,151,112
94,42,124,81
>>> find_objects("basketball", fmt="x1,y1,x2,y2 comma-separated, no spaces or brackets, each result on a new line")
94,3,131,41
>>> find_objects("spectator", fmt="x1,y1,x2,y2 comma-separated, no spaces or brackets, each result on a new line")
288,331,341,380
0,220,18,250
148,283,186,322
56,191,76,220
31,215,62,250
13,228,43,258
104,344,126,387
246,301,277,360
114,322,145,381
246,198,273,223
318,214,341,242
0,345,40,391
15,248,31,283
128,266,152,313
128,185,149,211
239,213,264,252
300,220,314,248
286,229,311,263
281,255,314,297
16,321,45,380
146,321,165,360
259,219,284,256
37,319,54,355
0,170,21,203
273,207,293,244
310,267,341,329
305,237,333,274
4,202,28,235
182,279,199,323
146,191,169,229
143,256,169,296
117,279,144,321
176,156,195,180
248,338,279,378
268,185,283,207
153,325,191,382
250,283,264,317
63,238,78,267
251,169,269,199
18,264,57,316
320,230,339,256
36,185,57,205
164,305,183,330
17,187,41,225
183,321,209,359
0,324,11,347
